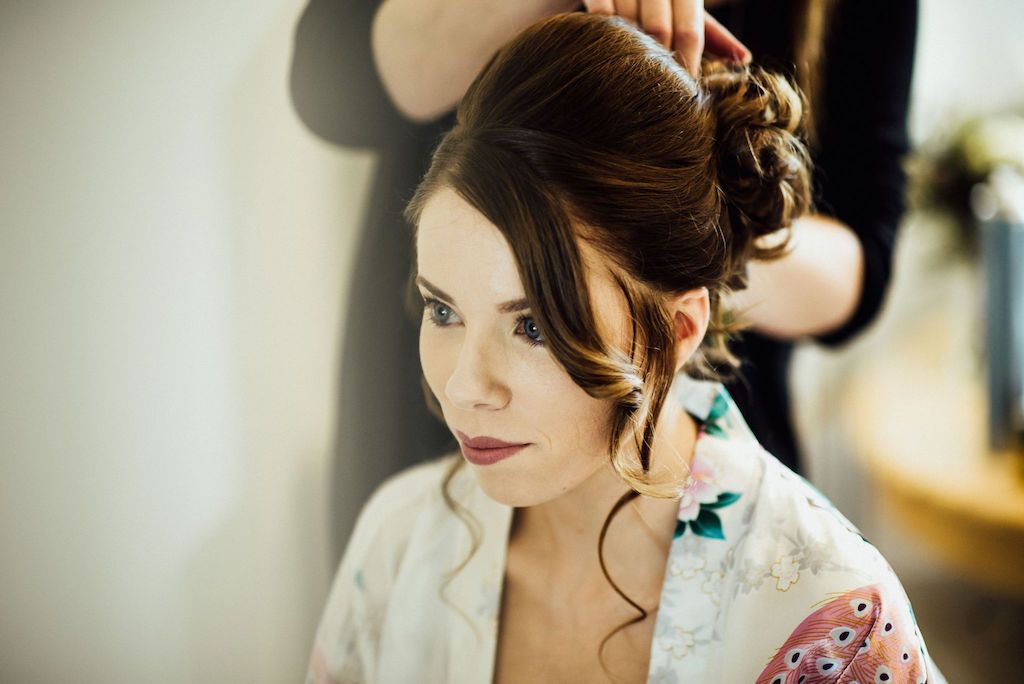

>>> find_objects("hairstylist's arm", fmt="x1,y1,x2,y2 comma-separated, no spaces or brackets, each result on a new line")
727,215,866,340
371,0,580,123
372,0,751,123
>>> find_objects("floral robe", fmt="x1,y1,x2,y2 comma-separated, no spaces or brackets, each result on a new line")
306,373,948,683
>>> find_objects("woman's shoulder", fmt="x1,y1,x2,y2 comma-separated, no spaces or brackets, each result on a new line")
338,452,462,572
316,452,462,626
740,448,891,581
353,451,462,539
306,453,465,684
670,377,944,680
725,445,912,615
676,375,897,582
720,448,943,682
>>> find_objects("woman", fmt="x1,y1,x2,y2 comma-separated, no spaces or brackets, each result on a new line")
305,12,943,683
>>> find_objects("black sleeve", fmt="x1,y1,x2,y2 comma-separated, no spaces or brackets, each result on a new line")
811,0,919,347
288,0,416,149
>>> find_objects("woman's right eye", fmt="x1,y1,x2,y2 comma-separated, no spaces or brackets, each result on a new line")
422,296,460,327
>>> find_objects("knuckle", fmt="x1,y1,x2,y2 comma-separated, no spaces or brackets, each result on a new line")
645,21,672,43
672,27,702,48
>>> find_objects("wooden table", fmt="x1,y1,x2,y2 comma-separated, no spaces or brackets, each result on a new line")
842,312,1024,597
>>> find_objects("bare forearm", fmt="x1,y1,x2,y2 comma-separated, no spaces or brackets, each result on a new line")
371,0,580,123
728,214,865,340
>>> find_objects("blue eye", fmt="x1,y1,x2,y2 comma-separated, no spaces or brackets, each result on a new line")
420,296,545,348
423,298,457,326
515,315,545,347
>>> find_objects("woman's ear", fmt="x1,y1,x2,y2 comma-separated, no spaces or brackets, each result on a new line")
672,287,711,373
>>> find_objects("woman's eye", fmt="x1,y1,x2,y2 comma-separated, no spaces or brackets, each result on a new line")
422,297,458,327
516,315,545,347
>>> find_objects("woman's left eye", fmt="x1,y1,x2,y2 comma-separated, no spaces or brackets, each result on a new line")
515,315,545,347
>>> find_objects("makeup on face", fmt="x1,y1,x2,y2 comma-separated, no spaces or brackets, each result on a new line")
456,430,532,466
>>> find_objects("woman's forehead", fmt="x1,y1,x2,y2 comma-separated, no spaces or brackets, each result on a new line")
415,187,625,311
416,189,520,290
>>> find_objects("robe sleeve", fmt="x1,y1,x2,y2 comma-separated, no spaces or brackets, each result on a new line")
304,469,425,684
753,581,948,684
731,455,948,683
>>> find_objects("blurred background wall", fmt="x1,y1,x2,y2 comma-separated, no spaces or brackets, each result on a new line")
0,1,374,681
794,0,1024,537
0,0,1021,682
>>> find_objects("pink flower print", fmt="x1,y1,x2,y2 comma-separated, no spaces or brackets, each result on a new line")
674,437,742,540
677,444,724,521
677,491,702,523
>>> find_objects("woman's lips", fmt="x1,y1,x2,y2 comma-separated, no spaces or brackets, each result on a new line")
459,441,529,465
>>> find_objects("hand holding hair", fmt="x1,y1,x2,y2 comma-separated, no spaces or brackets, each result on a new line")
582,0,752,77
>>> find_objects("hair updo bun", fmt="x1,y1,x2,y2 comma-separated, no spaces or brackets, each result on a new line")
702,59,814,268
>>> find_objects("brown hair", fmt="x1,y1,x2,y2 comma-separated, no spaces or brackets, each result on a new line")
402,11,812,678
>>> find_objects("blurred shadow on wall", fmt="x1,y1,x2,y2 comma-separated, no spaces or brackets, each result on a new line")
285,0,456,569
324,148,455,565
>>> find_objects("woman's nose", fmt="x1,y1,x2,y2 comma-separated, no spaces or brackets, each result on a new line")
445,331,511,411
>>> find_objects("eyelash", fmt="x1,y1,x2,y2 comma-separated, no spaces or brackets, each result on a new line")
420,296,545,348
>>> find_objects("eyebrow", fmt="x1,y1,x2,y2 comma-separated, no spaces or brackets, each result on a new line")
415,275,531,314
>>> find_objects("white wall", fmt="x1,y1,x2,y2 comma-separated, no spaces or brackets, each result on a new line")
908,0,1024,142
0,2,373,681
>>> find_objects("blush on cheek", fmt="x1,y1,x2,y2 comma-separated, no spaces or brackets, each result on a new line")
418,352,447,409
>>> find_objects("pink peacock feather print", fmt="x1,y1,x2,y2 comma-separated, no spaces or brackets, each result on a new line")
755,583,928,683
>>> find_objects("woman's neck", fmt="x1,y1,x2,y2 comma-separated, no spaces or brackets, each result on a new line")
507,396,699,598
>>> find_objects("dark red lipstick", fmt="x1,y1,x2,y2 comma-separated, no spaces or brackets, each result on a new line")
455,430,530,466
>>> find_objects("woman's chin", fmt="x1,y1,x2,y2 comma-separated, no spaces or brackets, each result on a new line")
470,468,549,508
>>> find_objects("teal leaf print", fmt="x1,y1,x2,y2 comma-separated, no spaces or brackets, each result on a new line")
690,509,725,540
701,391,731,438
707,391,729,423
673,519,688,539
704,423,727,438
703,491,742,509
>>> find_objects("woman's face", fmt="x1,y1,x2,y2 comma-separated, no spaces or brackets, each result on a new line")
415,187,633,507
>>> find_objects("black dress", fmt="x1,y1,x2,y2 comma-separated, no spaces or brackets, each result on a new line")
288,0,918,547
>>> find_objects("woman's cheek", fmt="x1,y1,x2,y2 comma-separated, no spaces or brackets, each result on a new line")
418,329,448,399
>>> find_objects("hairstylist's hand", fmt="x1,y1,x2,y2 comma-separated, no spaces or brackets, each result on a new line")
582,0,751,77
